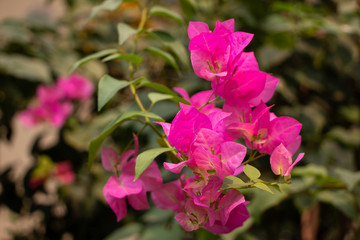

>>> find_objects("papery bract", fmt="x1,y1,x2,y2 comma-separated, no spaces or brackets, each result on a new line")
270,143,304,176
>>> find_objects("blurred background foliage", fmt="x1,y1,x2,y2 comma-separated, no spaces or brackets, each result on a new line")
0,0,359,239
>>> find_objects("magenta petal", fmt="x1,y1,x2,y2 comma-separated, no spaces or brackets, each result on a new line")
175,212,199,231
249,75,279,106
156,122,171,137
284,152,304,176
226,31,254,60
190,90,214,108
163,161,188,173
204,204,249,234
217,189,246,225
192,128,223,154
220,142,247,175
168,104,212,154
286,135,302,155
174,87,191,102
104,192,127,222
188,22,209,39
214,19,234,36
104,175,143,199
270,143,292,176
229,52,259,76
118,150,135,170
223,71,267,102
101,148,118,172
265,117,302,154
151,180,184,212
139,161,163,191
127,188,150,210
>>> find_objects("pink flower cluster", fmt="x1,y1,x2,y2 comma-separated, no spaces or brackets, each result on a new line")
101,19,304,234
19,74,93,127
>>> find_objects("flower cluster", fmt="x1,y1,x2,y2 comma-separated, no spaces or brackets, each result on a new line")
101,19,304,234
18,74,93,127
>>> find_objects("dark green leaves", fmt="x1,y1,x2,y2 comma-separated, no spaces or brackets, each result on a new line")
134,147,174,180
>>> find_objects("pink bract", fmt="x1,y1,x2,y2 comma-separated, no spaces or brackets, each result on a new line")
101,140,162,221
270,143,304,176
57,73,94,101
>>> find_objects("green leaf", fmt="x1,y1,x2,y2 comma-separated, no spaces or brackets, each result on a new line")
98,75,130,111
117,23,138,45
253,182,273,194
90,0,123,19
147,30,176,42
0,54,51,83
180,0,197,19
88,111,164,169
247,188,286,221
291,164,328,177
327,127,360,147
140,81,190,105
244,164,261,180
221,176,249,190
145,47,180,73
102,53,143,66
148,92,174,105
135,147,174,180
167,41,190,69
69,49,118,73
149,6,184,25
316,190,358,220
333,167,360,191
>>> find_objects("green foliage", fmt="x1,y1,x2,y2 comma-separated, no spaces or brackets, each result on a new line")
117,23,138,45
98,75,130,111
149,6,185,25
134,147,174,180
145,47,180,74
70,49,118,73
88,111,164,169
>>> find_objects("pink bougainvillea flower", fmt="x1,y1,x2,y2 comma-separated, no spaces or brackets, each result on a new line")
167,104,212,155
151,179,185,213
270,143,304,176
201,189,249,234
101,142,162,221
225,101,302,155
175,200,212,232
57,73,94,101
189,33,230,81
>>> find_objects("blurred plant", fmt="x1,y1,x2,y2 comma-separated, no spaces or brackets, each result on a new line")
0,0,359,240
